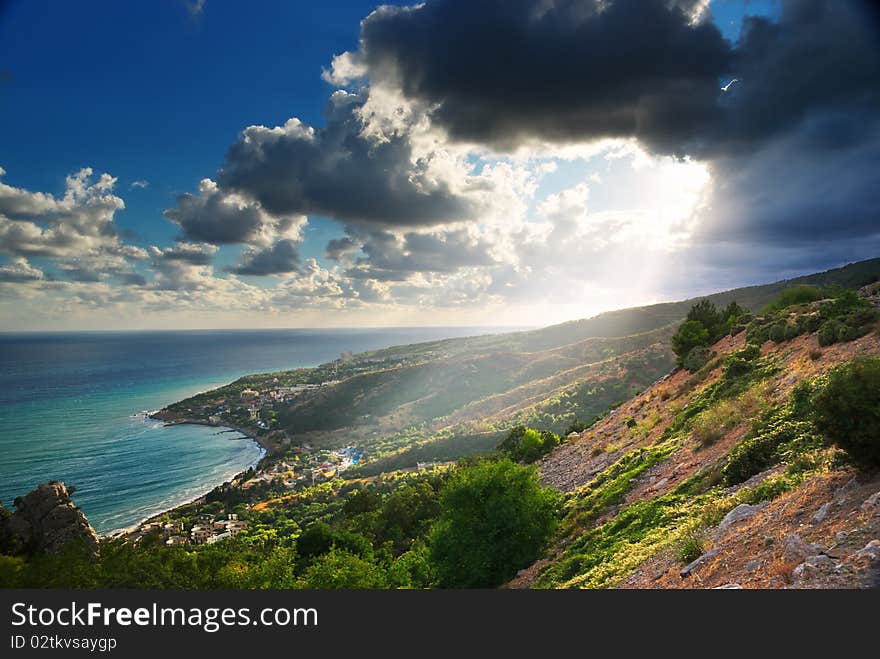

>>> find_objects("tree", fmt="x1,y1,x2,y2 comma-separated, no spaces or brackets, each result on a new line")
686,300,723,337
298,549,387,589
498,426,560,463
671,320,710,362
429,459,561,588
812,357,880,467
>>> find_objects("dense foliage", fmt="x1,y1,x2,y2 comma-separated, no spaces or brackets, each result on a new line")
498,426,560,463
429,459,561,588
812,357,880,467
671,300,747,369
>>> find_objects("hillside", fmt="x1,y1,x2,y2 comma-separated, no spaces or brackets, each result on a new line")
510,288,880,589
158,257,880,475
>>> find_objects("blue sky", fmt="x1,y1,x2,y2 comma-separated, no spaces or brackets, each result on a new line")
1,1,877,330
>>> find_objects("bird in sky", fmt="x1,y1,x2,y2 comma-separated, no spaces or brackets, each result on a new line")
721,78,739,92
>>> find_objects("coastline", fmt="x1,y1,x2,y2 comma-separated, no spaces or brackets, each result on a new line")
107,416,267,539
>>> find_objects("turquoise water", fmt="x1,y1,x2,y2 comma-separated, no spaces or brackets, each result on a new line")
0,328,503,535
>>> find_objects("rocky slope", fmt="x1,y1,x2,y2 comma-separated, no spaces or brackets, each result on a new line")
512,317,880,589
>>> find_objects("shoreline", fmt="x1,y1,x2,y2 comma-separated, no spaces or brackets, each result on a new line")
106,418,267,539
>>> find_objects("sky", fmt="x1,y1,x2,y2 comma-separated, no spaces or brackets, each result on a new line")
0,0,878,331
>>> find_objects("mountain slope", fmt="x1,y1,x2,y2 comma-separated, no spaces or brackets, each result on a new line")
512,301,880,589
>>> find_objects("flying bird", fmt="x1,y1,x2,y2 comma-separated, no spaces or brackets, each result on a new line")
721,78,739,92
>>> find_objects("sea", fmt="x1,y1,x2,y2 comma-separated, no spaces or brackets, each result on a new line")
0,327,506,535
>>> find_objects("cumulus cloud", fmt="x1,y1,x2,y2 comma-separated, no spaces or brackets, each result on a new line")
0,167,153,271
150,242,219,265
229,238,302,276
163,178,305,247
0,257,45,283
214,92,474,227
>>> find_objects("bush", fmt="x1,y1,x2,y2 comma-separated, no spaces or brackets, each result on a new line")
429,459,561,588
737,344,761,361
761,285,825,313
723,356,752,380
682,346,712,373
691,400,742,446
783,322,802,341
812,357,880,468
768,322,787,344
498,426,560,464
817,319,843,347
676,530,705,565
722,419,819,485
672,320,710,362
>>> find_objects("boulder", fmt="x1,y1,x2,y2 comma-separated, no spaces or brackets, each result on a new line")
811,502,832,525
0,481,98,557
783,533,823,563
855,540,880,561
860,491,880,514
679,548,720,578
713,502,766,541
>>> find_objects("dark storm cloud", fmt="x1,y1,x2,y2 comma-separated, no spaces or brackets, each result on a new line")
216,91,473,227
358,0,733,153
710,0,880,157
229,239,302,276
356,0,880,157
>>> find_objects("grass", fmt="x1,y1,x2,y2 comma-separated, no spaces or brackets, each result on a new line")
676,529,705,565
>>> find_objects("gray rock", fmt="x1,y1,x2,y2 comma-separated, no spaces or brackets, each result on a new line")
811,502,832,525
744,559,761,572
860,491,880,514
713,502,766,540
855,540,880,561
835,530,850,542
783,533,823,563
833,476,860,504
804,554,834,568
679,548,721,578
713,583,743,589
0,481,98,557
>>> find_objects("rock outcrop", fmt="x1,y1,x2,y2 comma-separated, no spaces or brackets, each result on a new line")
0,481,99,557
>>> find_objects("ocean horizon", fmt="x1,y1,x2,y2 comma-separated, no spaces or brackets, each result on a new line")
0,326,515,535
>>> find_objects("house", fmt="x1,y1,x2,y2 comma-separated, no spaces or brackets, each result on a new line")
163,521,184,534
190,525,212,544
226,521,248,537
165,535,187,547
207,531,231,544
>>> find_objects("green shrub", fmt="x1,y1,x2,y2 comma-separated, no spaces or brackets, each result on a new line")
817,320,842,347
498,426,560,464
745,320,770,345
723,356,752,380
672,320,710,362
812,357,880,468
783,322,802,341
761,285,825,313
676,530,705,565
722,419,819,485
768,322,787,344
682,346,712,372
737,344,761,361
429,459,561,588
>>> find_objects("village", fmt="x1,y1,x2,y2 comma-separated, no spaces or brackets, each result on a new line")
204,379,341,431
239,445,365,489
134,512,249,547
